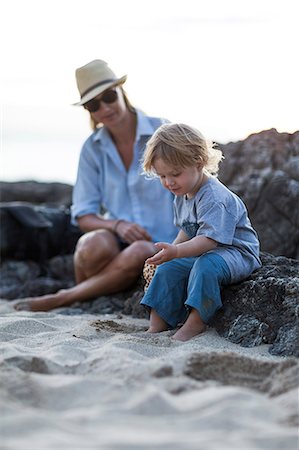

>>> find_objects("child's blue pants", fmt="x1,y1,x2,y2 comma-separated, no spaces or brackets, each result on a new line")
140,253,231,327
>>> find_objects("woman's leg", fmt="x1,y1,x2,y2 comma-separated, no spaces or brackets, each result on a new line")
14,232,156,312
66,239,156,300
141,258,196,329
74,229,120,282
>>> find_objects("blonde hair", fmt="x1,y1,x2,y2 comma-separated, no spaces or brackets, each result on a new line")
89,86,134,131
143,123,223,176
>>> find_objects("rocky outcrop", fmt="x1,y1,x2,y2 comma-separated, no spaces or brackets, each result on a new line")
218,129,299,259
0,256,75,300
211,252,299,357
0,252,298,357
0,203,82,262
0,181,73,206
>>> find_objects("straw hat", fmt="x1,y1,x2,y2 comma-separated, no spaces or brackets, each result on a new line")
73,59,127,106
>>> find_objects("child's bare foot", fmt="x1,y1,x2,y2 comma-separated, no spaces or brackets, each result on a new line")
147,326,169,333
172,324,206,341
14,292,66,312
172,309,206,341
147,308,169,333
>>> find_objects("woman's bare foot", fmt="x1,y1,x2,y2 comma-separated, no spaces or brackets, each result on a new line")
14,292,66,312
147,308,169,333
172,309,206,341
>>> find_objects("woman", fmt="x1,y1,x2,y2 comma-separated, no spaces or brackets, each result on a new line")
15,59,177,311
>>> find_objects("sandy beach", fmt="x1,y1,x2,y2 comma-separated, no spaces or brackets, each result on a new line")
0,298,298,450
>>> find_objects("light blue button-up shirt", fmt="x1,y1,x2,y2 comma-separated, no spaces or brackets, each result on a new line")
72,110,178,243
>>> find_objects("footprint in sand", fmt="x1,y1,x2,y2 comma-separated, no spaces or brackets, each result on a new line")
184,351,299,394
2,355,70,374
90,319,147,334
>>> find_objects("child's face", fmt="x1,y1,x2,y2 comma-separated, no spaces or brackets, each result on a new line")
153,158,204,199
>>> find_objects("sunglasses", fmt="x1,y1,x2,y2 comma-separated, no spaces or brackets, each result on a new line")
83,88,118,113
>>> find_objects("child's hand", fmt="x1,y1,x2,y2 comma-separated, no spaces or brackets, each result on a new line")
145,242,178,265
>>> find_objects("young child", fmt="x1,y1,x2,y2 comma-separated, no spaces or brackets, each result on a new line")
141,123,261,341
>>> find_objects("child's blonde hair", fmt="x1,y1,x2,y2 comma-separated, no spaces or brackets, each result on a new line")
143,123,223,176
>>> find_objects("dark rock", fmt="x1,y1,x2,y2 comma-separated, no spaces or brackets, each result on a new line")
22,277,74,297
218,129,299,259
219,314,274,347
270,324,299,357
0,258,75,300
124,290,149,318
0,260,41,299
0,181,73,206
209,253,299,357
0,203,82,263
47,255,75,281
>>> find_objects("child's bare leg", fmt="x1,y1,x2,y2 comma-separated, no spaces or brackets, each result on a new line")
172,308,206,341
147,308,168,333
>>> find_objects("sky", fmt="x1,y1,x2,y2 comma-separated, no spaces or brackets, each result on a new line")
0,0,298,184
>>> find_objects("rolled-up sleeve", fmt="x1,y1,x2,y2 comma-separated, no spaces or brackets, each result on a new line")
71,140,102,223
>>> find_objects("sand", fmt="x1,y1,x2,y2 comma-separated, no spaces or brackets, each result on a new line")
0,298,298,450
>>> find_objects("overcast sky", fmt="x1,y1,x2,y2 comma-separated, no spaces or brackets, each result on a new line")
1,0,298,183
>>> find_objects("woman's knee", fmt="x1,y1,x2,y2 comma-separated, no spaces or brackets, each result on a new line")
75,229,119,264
126,241,156,264
115,241,155,275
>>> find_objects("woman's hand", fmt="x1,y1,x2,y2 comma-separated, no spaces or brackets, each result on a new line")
145,242,178,265
114,220,152,243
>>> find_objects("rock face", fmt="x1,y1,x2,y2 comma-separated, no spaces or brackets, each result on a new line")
0,256,75,300
210,252,299,357
0,181,73,206
0,203,82,262
218,129,299,259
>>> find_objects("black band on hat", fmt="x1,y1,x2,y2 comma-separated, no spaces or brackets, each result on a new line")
81,78,117,99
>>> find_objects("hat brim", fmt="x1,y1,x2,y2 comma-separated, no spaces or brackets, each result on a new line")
73,75,127,106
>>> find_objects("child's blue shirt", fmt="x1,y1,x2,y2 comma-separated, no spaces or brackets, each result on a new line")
174,177,261,283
